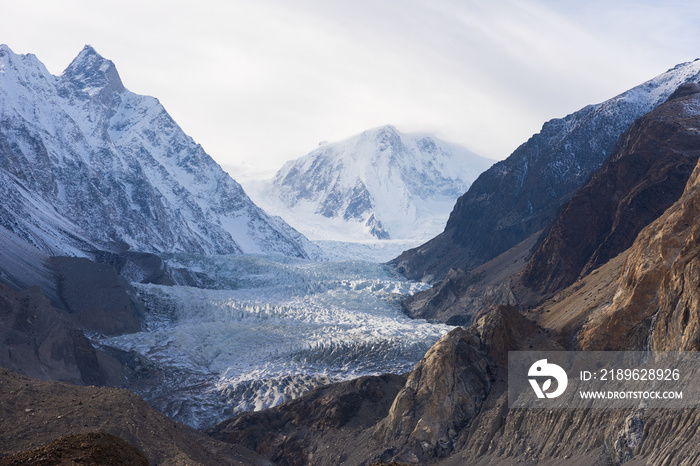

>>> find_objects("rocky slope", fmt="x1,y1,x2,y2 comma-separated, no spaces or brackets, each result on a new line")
253,125,493,241
400,231,538,325
392,59,700,283
0,432,149,466
523,82,700,296
0,44,320,259
577,122,700,352
0,368,270,465
401,81,700,326
0,283,130,387
209,374,407,466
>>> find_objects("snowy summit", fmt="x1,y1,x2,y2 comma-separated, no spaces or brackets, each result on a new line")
248,125,494,242
0,44,322,259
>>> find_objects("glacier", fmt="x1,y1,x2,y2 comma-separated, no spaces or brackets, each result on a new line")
99,254,450,429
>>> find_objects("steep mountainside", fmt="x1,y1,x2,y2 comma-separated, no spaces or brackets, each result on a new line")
252,125,493,241
0,44,320,259
523,83,700,295
392,59,700,283
577,128,700,352
401,81,700,326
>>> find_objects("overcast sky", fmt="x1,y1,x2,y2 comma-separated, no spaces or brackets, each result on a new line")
2,0,700,173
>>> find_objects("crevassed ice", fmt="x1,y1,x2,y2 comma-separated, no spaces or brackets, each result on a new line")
100,254,450,429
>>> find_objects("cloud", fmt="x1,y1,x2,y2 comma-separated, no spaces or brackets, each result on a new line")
1,0,698,170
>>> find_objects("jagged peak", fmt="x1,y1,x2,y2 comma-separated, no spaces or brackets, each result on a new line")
362,124,399,138
0,44,54,82
0,44,41,65
61,44,125,95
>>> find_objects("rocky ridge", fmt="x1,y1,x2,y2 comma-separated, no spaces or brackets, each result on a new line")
523,82,700,296
402,82,700,326
392,59,700,284
577,115,700,352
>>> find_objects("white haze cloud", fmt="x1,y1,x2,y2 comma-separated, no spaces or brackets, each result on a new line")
1,0,699,171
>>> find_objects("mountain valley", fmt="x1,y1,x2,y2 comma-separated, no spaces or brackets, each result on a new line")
2,44,700,466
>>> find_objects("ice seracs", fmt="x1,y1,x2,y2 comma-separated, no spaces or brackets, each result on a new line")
0,44,322,259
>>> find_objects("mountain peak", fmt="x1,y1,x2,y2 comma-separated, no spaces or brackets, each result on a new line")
264,126,492,241
61,45,124,96
365,124,398,137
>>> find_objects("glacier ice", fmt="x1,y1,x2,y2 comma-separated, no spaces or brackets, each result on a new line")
99,254,450,428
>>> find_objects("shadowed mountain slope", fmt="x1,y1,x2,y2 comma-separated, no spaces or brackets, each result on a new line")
392,60,700,284
523,82,700,295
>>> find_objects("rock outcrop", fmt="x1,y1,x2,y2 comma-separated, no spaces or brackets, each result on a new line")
373,328,491,461
209,374,406,466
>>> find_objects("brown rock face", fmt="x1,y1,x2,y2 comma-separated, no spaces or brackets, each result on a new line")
208,374,406,466
579,150,700,351
523,83,700,297
374,327,491,460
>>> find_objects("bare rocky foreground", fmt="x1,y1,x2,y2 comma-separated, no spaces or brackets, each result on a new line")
0,368,270,465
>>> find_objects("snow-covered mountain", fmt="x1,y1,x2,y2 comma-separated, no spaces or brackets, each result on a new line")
0,45,322,259
247,125,493,241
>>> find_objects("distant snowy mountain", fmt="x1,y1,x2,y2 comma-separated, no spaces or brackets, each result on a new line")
246,125,493,241
0,45,322,259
